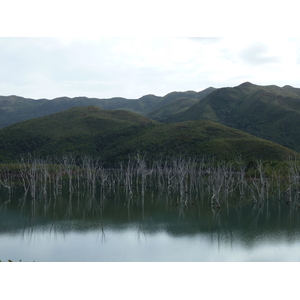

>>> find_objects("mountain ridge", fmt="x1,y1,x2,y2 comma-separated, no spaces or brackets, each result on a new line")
0,87,216,129
0,105,297,164
164,82,300,152
1,81,300,158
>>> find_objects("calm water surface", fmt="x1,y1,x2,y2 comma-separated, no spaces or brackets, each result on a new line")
1,187,300,262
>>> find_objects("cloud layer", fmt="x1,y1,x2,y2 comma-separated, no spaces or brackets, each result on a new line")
0,37,300,99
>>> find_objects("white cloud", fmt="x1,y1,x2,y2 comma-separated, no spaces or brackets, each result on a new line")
0,37,300,99
239,42,281,65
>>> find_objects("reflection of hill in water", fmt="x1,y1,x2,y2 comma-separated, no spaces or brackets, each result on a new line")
1,189,300,245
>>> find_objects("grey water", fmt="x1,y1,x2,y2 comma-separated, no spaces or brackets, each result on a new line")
1,185,300,262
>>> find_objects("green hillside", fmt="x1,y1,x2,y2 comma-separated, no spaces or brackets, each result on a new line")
0,95,49,128
0,106,156,161
0,106,297,164
166,82,300,152
146,97,198,122
0,88,215,129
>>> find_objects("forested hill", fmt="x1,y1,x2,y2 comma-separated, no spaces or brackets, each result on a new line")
2,82,300,155
0,87,215,129
0,106,297,164
163,82,300,152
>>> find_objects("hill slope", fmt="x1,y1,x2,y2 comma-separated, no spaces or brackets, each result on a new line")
0,106,156,161
146,97,199,122
166,82,300,152
0,87,215,129
0,106,297,164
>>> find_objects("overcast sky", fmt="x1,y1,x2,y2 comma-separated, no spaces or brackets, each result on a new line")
1,37,300,100
1,1,300,100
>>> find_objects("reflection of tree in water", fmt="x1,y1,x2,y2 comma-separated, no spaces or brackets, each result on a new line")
1,154,300,249
96,204,106,243
137,195,145,242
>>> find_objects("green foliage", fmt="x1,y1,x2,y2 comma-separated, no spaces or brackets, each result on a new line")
2,83,300,155
1,84,300,165
146,97,199,122
0,106,298,164
165,82,300,153
0,88,215,129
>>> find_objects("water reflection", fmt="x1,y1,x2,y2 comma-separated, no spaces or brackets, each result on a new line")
1,182,300,261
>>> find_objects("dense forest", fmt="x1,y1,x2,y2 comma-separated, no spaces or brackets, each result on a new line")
0,82,300,165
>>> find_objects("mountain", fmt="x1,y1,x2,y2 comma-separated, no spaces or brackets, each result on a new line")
2,82,300,157
145,87,216,122
0,106,297,164
165,82,300,152
0,106,156,161
146,97,199,122
0,87,215,129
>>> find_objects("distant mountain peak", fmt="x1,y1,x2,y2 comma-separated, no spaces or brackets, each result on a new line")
238,81,255,87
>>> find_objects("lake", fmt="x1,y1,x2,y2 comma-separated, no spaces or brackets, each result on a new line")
1,183,300,262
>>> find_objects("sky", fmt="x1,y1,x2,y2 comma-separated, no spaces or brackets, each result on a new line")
1,36,300,100
1,1,300,100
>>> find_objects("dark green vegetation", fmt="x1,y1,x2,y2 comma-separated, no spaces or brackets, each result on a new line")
0,87,215,129
164,82,300,153
0,106,154,162
1,82,300,164
0,105,298,164
146,97,199,122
